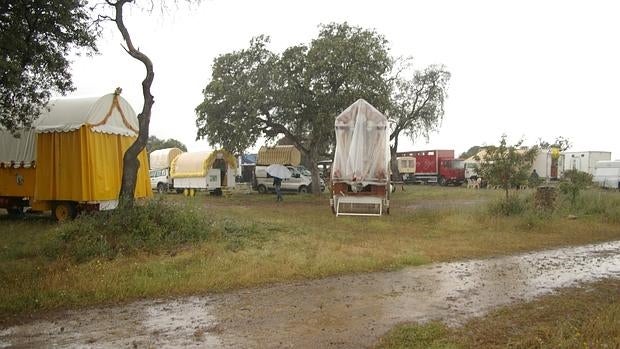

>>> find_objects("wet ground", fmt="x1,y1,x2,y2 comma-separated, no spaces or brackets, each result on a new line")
2,240,620,348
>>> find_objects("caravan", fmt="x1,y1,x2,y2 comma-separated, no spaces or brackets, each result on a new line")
593,160,620,189
0,90,151,220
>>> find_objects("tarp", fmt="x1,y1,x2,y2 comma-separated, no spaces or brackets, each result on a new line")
149,148,184,170
257,145,301,166
34,92,139,136
0,129,37,167
331,99,390,185
170,150,237,178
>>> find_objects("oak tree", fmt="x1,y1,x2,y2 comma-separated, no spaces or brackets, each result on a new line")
196,23,392,194
0,0,98,132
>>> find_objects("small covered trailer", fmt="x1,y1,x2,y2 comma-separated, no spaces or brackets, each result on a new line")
330,99,390,216
170,150,237,196
0,90,152,220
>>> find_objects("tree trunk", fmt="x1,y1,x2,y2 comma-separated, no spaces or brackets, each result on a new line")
308,148,322,196
113,0,155,208
390,144,400,182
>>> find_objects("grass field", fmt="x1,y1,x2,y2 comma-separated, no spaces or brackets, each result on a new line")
375,278,620,349
1,185,620,321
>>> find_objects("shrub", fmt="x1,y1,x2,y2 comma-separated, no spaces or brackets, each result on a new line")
559,170,593,206
488,194,528,216
46,198,214,263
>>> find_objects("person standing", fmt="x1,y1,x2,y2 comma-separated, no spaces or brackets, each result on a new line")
273,176,283,201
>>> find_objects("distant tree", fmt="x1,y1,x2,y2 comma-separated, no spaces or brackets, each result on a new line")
559,169,593,206
0,0,98,133
477,135,538,200
387,63,450,180
459,146,484,160
196,23,392,194
538,136,571,152
147,135,187,153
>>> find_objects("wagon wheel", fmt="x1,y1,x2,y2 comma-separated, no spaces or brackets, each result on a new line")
53,202,77,222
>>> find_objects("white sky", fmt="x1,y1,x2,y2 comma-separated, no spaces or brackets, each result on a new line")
69,0,620,158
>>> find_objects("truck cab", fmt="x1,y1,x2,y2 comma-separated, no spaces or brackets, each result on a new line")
149,168,172,193
438,159,465,186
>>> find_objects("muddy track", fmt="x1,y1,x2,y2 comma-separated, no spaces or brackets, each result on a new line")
2,241,620,348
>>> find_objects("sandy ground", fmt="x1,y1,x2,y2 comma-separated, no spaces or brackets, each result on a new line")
2,241,620,348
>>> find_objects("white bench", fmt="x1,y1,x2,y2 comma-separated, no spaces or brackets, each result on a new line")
336,196,383,217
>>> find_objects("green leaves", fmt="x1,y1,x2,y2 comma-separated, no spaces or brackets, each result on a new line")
147,135,187,153
0,0,98,132
478,135,538,198
195,22,393,159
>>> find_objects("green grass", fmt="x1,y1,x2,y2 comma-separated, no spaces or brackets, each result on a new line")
1,186,620,321
375,279,620,349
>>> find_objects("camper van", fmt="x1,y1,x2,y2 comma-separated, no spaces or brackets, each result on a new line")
593,160,620,189
254,165,324,194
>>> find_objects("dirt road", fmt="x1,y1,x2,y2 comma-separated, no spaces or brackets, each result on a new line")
2,241,620,348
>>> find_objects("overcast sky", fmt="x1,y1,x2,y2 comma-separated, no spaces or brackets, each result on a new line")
69,0,620,158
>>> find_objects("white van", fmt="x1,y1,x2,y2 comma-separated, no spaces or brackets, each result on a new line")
593,160,620,189
254,165,324,194
149,168,173,193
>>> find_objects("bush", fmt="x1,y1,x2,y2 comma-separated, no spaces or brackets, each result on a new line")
559,170,593,206
488,195,528,216
46,198,214,263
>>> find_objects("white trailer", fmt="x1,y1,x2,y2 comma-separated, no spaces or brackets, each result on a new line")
563,151,611,175
593,160,620,189
531,151,564,180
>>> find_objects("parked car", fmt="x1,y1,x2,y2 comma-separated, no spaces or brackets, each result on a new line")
254,165,324,194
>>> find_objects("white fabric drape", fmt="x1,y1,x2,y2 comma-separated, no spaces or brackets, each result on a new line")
332,99,389,185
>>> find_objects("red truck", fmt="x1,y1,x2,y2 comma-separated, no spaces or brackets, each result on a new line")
396,149,465,186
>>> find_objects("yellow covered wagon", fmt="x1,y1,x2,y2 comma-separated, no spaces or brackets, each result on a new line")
0,89,151,220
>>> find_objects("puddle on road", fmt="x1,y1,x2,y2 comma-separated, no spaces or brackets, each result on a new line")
2,241,620,348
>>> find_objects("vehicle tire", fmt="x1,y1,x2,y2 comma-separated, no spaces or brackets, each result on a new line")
438,176,446,186
176,188,184,194
52,201,77,222
257,185,267,194
212,188,223,196
298,185,308,194
157,183,166,194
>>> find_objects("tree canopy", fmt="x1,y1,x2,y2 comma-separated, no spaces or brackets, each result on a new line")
477,135,538,199
147,135,187,153
459,145,485,159
387,63,450,178
0,0,98,132
196,22,448,192
196,23,393,193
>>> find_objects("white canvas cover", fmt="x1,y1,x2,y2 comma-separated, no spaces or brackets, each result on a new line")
34,92,139,136
0,129,37,167
331,99,390,185
149,148,183,170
